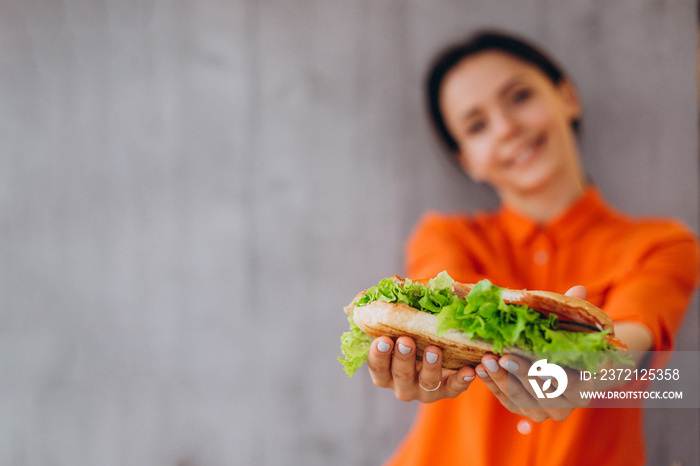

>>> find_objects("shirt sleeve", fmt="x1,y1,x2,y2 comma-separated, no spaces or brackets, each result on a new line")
602,223,700,351
404,212,483,283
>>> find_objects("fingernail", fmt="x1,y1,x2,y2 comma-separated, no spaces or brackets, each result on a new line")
425,351,438,364
477,370,488,378
463,375,475,382
484,359,499,373
398,343,411,355
377,341,390,353
501,360,520,372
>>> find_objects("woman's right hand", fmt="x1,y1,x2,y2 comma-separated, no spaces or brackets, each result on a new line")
366,336,476,402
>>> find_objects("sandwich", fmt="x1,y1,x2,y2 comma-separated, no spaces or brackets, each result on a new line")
339,271,627,377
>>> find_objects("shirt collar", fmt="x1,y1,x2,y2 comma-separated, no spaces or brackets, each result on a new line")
498,186,607,245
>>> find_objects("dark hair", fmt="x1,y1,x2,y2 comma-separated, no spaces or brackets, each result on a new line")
426,30,581,154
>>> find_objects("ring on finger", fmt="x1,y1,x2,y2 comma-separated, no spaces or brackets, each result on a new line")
419,380,441,392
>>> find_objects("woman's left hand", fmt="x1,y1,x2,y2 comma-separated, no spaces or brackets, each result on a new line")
475,353,591,422
475,285,592,422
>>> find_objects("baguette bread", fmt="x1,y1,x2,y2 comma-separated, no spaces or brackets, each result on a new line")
348,299,493,368
344,277,626,370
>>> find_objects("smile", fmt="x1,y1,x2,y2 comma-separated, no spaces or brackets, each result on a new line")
504,134,546,169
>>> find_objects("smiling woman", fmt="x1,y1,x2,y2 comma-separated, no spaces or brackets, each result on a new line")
363,30,700,466
440,51,585,220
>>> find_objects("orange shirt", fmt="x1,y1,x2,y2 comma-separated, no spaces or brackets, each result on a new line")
386,187,699,466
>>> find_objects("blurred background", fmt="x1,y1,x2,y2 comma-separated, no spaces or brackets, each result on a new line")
1,0,698,465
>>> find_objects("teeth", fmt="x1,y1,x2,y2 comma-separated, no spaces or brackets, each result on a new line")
502,137,542,168
512,145,535,165
517,147,533,161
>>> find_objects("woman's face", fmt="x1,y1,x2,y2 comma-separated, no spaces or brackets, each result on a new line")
439,51,583,198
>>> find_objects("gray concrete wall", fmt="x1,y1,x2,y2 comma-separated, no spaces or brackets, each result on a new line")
0,0,697,464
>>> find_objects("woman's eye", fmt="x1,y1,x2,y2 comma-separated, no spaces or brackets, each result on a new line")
511,88,532,104
467,120,486,135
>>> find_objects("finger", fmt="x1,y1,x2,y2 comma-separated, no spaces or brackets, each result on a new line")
475,361,514,408
501,355,583,411
391,337,419,400
559,368,593,408
367,337,395,388
478,360,556,421
499,354,567,404
564,285,586,300
497,354,542,403
442,366,477,398
417,345,443,392
480,355,530,410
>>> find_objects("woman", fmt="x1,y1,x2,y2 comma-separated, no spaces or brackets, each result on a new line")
366,31,699,465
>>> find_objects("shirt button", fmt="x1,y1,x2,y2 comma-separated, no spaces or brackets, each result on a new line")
533,250,549,265
517,419,533,435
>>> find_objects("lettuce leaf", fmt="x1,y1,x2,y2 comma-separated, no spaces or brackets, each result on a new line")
339,271,621,376
337,313,373,377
